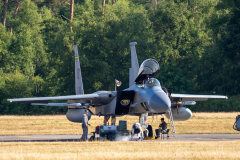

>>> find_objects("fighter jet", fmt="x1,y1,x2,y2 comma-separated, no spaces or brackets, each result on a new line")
7,42,227,132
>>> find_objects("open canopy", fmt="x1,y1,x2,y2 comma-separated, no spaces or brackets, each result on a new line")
135,59,160,83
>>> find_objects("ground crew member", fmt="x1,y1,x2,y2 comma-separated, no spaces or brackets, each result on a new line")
81,109,90,141
131,123,143,140
155,118,167,138
159,118,167,132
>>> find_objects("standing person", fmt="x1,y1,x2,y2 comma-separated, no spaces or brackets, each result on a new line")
81,109,91,141
155,118,167,139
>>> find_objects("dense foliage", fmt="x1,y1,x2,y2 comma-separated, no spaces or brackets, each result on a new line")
0,0,239,114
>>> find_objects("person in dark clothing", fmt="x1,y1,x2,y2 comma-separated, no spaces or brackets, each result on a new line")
159,118,167,132
155,118,167,138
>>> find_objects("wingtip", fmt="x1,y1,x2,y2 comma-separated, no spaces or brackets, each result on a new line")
226,96,228,99
7,99,12,102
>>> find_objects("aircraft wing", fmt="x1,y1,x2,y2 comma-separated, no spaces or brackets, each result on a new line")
171,94,228,101
7,94,99,103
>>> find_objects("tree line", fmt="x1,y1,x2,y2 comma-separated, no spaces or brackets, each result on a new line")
0,0,239,114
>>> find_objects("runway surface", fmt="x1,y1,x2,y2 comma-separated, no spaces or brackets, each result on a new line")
0,134,240,142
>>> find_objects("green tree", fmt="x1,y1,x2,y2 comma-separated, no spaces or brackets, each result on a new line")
197,0,240,95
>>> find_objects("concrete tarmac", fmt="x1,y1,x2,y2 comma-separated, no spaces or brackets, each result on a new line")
0,134,240,142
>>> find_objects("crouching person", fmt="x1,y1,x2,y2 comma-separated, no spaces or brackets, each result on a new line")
81,109,91,141
131,123,143,140
155,118,167,139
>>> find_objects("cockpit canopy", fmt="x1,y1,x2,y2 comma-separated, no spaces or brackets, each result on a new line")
144,78,161,88
138,59,159,75
135,59,160,83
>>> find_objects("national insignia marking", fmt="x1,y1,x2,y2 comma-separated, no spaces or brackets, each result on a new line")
120,99,130,106
75,57,78,60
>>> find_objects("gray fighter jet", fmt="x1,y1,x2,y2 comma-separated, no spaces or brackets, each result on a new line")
8,42,227,132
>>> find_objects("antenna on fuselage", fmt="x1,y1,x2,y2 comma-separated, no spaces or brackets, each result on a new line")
74,45,84,95
129,42,139,87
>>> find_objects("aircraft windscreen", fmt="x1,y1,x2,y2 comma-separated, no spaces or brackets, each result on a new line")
144,78,161,88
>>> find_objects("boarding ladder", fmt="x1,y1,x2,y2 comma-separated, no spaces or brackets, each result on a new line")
168,107,175,133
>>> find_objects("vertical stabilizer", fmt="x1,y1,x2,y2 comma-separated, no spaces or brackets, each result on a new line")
74,45,84,95
129,42,139,87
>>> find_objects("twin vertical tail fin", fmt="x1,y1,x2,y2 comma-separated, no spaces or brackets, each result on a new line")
75,43,138,93
129,42,139,87
74,45,84,95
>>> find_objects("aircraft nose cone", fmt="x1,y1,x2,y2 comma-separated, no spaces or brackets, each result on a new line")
150,92,171,113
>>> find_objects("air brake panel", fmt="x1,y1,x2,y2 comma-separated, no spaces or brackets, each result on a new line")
135,59,160,83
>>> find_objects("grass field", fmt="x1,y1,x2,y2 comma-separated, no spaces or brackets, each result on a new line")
0,141,240,160
0,112,239,135
0,113,240,160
